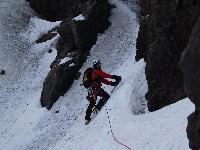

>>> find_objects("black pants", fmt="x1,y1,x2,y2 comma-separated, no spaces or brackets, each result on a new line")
85,88,110,120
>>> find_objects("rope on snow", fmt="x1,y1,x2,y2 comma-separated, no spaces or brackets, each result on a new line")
105,106,132,150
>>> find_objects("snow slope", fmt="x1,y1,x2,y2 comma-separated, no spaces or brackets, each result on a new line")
0,0,194,150
0,0,34,87
49,57,193,150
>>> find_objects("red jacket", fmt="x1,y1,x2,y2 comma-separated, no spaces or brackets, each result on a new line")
92,70,112,85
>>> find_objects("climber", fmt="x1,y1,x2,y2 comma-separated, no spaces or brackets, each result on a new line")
82,60,121,124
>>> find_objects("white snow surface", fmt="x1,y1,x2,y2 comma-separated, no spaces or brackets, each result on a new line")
0,0,34,88
59,57,72,65
0,0,194,150
23,17,61,43
72,14,86,21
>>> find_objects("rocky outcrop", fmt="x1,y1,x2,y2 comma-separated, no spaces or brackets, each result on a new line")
179,17,200,150
28,0,111,21
30,0,110,109
28,0,81,21
136,0,200,111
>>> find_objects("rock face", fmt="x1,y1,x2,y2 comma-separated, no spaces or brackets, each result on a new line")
136,0,200,111
137,0,200,148
179,17,200,150
28,0,110,109
28,0,81,21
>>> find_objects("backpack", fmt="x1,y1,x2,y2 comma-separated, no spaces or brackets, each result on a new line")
83,67,94,88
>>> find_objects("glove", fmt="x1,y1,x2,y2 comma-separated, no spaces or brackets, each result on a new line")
112,75,122,80
112,75,122,83
111,81,118,86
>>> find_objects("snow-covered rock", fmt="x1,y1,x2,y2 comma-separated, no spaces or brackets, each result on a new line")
72,14,86,21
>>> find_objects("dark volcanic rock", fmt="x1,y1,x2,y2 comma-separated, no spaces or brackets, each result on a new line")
41,56,85,109
69,1,110,51
28,0,82,21
0,70,5,75
38,0,110,109
187,109,200,150
28,0,111,21
179,17,200,150
136,0,200,111
36,32,57,44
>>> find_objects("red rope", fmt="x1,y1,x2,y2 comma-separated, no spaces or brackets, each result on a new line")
105,106,132,150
